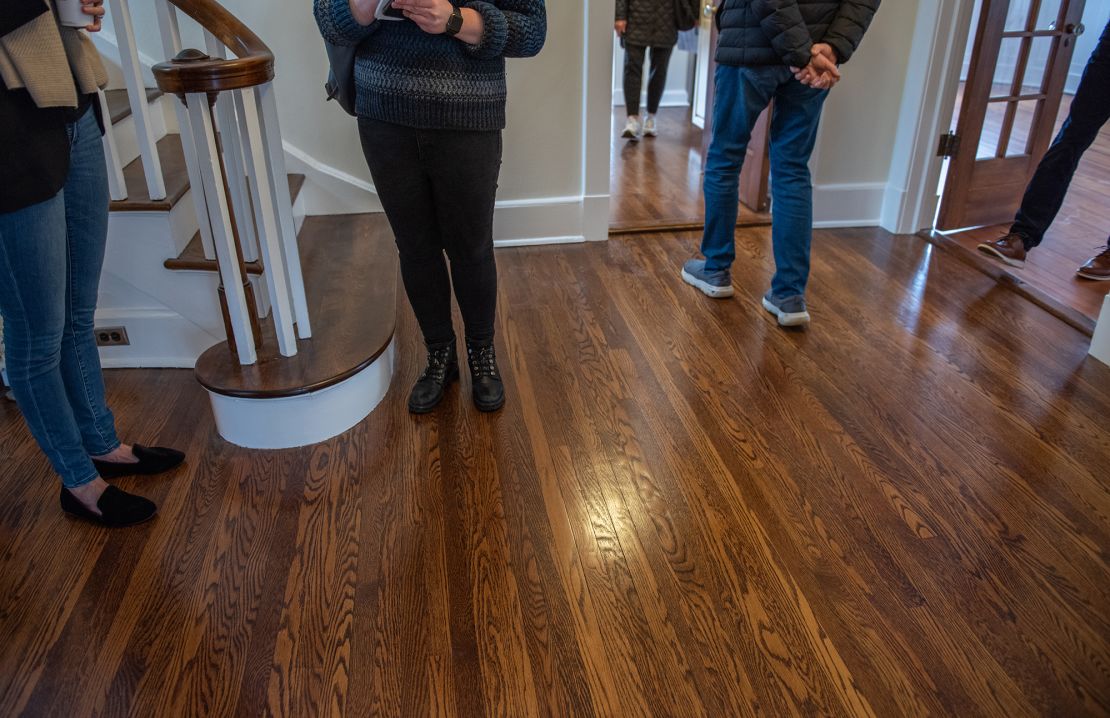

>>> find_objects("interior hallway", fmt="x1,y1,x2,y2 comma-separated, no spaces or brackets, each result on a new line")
2,223,1108,716
609,106,771,232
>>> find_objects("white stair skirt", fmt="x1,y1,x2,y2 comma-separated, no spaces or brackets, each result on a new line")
207,340,396,449
1091,296,1110,366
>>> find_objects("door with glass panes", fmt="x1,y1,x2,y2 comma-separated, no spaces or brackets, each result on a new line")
937,0,1088,230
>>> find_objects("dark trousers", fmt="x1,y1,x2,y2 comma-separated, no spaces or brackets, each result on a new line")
623,44,674,116
358,118,501,347
1012,20,1110,249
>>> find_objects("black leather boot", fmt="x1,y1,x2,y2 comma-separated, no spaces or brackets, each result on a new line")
466,340,505,412
409,341,459,414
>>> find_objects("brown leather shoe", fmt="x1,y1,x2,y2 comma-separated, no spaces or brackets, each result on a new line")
1077,246,1110,281
977,232,1028,268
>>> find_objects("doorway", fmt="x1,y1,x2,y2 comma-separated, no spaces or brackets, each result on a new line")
931,0,1110,325
608,2,771,234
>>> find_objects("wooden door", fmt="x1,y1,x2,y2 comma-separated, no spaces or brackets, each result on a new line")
700,1,772,213
937,0,1087,230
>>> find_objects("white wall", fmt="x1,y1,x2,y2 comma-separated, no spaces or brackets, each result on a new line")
808,0,922,227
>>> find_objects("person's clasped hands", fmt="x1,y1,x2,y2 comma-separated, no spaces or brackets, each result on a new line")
791,43,841,90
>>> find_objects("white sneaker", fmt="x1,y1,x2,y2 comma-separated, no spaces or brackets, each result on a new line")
622,116,642,141
643,114,658,137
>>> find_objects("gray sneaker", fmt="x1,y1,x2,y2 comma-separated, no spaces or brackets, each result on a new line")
762,291,810,327
681,259,734,298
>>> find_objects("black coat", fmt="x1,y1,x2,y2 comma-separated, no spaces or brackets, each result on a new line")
715,0,880,68
1,0,99,214
616,0,679,49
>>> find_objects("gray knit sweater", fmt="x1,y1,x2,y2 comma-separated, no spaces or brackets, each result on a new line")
314,0,546,131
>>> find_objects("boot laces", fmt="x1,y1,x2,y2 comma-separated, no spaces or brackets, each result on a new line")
468,344,500,379
421,346,454,383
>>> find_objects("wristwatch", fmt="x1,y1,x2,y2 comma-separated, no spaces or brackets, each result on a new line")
445,7,464,36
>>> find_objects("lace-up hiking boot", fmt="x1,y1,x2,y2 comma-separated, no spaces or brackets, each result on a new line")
466,341,505,412
408,342,459,414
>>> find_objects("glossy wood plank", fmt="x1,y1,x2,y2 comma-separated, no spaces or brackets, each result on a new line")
610,107,771,232
104,88,163,126
1,224,1108,717
109,134,192,213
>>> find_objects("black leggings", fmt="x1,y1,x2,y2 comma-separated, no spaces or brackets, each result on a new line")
358,118,501,346
623,44,674,116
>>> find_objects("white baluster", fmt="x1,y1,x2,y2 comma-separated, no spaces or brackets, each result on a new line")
156,0,216,259
96,89,127,201
185,92,257,365
205,34,260,264
256,82,312,339
107,0,166,201
237,89,298,357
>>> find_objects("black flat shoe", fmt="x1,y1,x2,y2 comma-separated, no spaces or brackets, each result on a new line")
409,342,459,414
60,486,157,527
92,445,185,480
466,341,505,413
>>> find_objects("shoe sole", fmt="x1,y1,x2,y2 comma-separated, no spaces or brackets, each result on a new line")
1076,270,1110,281
681,269,734,298
474,395,506,413
762,297,810,327
977,244,1026,268
63,508,158,528
622,130,641,141
408,370,459,415
644,130,657,138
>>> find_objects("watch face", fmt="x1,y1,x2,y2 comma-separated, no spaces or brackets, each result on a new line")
447,9,464,34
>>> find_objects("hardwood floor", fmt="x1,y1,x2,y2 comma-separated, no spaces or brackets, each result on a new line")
610,106,771,232
2,226,1109,716
941,90,1110,324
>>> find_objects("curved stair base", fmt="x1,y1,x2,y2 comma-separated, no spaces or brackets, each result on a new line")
209,339,394,449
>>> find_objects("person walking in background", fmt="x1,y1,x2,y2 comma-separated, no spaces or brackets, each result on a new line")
978,20,1110,281
1,0,185,527
615,0,680,141
680,0,880,327
314,0,546,415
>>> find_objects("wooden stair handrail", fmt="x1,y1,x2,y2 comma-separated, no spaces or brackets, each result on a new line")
151,0,274,95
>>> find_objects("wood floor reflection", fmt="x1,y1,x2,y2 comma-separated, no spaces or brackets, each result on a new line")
2,226,1108,716
609,106,771,233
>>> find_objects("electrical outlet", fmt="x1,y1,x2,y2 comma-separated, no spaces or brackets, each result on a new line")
95,326,130,347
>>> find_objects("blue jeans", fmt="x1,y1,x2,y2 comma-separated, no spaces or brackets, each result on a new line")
701,64,828,298
1012,20,1110,249
0,105,120,489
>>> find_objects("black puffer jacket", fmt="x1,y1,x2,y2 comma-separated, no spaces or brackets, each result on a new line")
616,0,679,49
716,0,880,68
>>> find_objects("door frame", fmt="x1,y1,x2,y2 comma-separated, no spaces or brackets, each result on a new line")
880,0,979,235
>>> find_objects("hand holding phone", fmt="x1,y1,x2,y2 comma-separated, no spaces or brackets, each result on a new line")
376,0,407,20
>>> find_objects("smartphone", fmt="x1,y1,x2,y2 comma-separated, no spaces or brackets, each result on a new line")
375,0,406,20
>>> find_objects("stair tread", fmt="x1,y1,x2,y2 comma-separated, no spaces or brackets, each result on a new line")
163,174,306,274
110,134,191,213
195,214,398,399
105,88,163,125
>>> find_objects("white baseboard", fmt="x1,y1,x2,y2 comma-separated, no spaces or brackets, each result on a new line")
1091,296,1110,366
812,182,887,228
95,307,222,368
612,89,690,109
